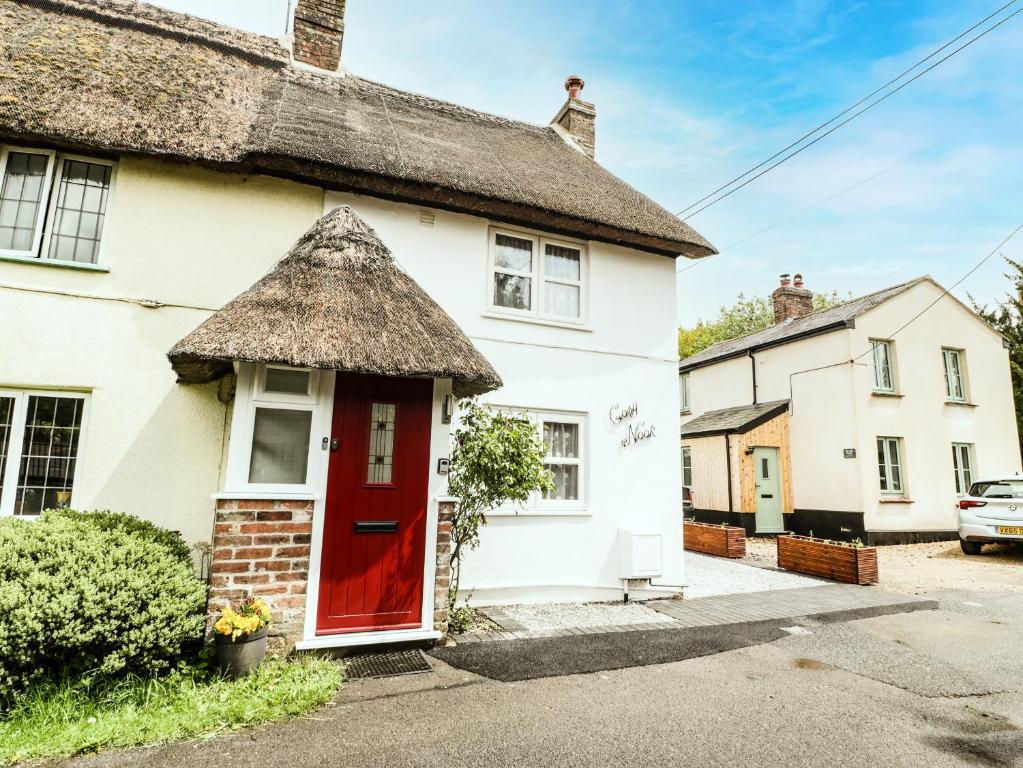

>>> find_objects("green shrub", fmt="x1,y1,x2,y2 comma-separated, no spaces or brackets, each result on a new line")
44,509,192,566
0,511,207,704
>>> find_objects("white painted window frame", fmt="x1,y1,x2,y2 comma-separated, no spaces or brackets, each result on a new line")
224,363,332,496
0,145,117,267
682,445,692,488
952,442,974,497
39,152,118,267
870,339,895,393
942,347,967,402
487,405,589,515
0,388,90,518
680,371,692,412
877,436,905,496
0,145,57,260
486,226,589,325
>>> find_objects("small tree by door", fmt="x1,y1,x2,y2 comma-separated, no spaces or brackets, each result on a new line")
446,400,553,616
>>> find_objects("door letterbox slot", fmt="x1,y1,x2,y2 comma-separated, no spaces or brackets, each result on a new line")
354,520,399,533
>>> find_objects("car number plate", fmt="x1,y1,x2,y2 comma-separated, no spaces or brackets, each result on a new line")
997,526,1023,535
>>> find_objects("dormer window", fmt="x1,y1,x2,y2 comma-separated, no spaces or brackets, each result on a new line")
488,227,587,323
0,145,115,266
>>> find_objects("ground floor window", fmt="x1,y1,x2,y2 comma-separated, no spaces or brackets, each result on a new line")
952,442,974,496
876,436,905,496
494,407,587,513
0,390,87,516
225,364,327,494
682,445,692,487
542,417,583,504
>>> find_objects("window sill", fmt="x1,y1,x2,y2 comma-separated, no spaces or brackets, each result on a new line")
871,391,904,398
944,400,978,408
680,409,692,416
212,491,321,501
879,497,914,504
488,508,592,517
481,310,593,332
0,252,109,272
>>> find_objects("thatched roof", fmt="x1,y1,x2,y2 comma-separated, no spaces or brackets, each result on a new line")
168,206,502,396
0,0,715,259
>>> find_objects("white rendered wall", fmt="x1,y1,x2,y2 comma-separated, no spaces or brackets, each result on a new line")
849,280,1021,531
682,279,1020,534
0,156,325,544
750,331,864,514
324,191,687,602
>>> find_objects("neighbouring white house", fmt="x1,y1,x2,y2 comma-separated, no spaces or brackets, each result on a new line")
0,0,715,648
680,273,1021,545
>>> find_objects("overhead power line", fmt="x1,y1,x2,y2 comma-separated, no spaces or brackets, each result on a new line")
675,99,1023,274
786,221,1022,404
675,1,1022,221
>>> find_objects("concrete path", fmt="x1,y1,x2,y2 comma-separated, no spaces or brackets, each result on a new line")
649,583,928,626
462,584,932,644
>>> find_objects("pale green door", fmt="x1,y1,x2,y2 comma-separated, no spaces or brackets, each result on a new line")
753,447,784,533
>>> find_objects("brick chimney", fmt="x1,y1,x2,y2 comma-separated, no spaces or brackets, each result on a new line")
772,272,813,324
551,75,596,158
292,0,345,72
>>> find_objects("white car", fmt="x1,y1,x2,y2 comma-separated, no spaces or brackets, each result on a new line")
958,474,1023,554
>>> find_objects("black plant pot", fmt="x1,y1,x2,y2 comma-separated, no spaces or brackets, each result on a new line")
215,626,268,678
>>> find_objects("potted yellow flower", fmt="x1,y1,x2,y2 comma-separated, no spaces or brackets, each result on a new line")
212,597,272,677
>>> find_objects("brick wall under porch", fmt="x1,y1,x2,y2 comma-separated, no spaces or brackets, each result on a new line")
209,499,314,644
209,498,456,645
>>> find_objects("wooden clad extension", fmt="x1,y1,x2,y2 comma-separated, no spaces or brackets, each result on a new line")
736,411,794,516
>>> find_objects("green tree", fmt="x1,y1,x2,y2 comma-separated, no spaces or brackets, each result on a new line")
445,400,553,610
971,256,1023,452
679,290,844,360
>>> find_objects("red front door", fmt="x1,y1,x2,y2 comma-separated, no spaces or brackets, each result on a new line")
317,374,433,634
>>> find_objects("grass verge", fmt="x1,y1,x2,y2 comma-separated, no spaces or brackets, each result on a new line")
0,656,343,765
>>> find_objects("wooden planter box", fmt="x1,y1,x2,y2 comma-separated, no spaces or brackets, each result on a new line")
683,521,746,558
776,535,878,585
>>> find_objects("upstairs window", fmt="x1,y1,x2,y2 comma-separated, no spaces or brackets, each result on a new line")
943,348,967,402
870,339,895,393
489,228,586,323
680,372,692,413
0,146,115,265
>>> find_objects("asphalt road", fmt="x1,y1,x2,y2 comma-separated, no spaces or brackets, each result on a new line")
68,588,1023,768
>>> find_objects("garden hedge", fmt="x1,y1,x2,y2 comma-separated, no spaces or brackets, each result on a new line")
0,510,206,703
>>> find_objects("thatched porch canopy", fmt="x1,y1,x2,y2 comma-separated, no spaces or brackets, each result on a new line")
168,206,502,397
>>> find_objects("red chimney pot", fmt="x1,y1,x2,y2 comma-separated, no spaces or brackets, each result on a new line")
779,273,791,287
793,273,804,288
565,75,585,99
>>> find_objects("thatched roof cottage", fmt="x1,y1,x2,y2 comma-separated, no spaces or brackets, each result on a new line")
0,0,714,648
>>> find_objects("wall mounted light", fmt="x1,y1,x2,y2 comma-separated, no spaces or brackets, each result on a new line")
441,394,455,424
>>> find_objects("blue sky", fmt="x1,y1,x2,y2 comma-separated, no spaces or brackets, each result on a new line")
151,0,1022,324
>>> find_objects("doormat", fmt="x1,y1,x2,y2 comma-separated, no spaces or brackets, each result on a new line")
342,648,432,680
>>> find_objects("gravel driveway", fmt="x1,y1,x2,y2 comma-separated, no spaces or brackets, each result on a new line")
683,551,824,597
744,537,1023,595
